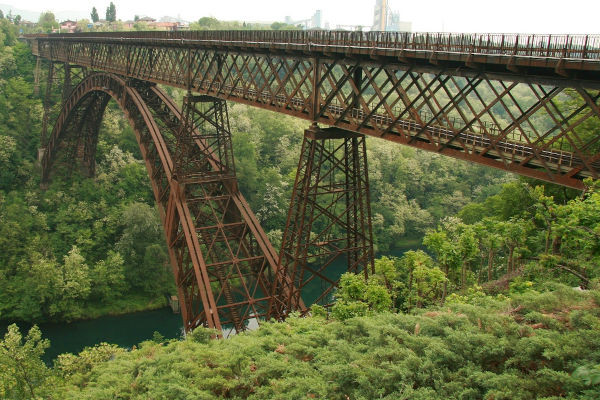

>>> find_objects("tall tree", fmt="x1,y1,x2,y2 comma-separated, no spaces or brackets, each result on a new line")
457,224,479,289
499,219,529,274
397,250,446,309
90,7,99,23
105,2,116,23
0,325,50,399
37,11,58,33
474,218,503,282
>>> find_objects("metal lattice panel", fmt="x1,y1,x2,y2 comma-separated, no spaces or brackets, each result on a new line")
272,125,374,317
29,31,600,189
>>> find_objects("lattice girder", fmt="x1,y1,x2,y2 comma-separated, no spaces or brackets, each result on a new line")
32,33,600,189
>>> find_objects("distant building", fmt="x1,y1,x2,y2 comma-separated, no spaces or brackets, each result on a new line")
372,0,412,32
311,10,322,29
138,16,156,23
150,21,180,31
60,20,77,33
283,10,322,30
387,11,412,32
372,0,387,31
19,20,36,29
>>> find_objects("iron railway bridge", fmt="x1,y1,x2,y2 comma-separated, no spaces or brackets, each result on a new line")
26,31,600,334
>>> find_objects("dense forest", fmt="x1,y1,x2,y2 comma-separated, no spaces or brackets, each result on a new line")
1,11,600,399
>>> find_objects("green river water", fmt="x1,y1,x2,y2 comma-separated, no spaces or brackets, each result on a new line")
1,248,412,362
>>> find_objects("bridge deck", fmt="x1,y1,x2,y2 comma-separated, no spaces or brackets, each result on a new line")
27,31,600,189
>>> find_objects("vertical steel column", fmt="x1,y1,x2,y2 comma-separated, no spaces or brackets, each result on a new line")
33,57,41,96
274,124,374,317
39,62,88,163
40,61,55,147
62,63,72,101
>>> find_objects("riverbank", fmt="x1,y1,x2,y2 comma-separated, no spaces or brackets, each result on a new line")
79,292,168,321
0,307,183,362
0,291,169,328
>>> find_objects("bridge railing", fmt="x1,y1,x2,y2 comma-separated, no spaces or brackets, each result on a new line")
30,31,600,60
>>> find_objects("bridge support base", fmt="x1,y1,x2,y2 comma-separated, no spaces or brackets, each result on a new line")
273,124,375,316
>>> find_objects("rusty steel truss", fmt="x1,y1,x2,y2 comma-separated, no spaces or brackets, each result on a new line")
271,124,374,317
29,30,600,332
28,31,600,189
40,71,284,333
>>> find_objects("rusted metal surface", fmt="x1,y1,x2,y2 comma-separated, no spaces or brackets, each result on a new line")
26,31,600,76
30,30,600,331
271,124,374,317
27,31,600,189
41,72,283,333
39,61,88,149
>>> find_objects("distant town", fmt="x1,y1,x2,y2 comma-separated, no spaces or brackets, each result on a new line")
0,0,412,33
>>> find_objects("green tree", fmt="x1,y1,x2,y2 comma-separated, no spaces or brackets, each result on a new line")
546,179,600,286
194,17,221,30
499,219,530,274
13,254,60,321
331,272,392,320
424,217,478,295
37,11,58,32
474,218,503,281
0,324,49,399
76,19,92,32
141,244,170,294
90,7,99,23
457,224,479,289
116,202,169,293
423,225,457,301
395,250,446,309
90,251,127,302
373,256,400,295
49,246,92,320
0,18,17,47
105,2,116,23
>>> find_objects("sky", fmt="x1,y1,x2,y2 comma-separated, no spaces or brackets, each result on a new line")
3,0,600,34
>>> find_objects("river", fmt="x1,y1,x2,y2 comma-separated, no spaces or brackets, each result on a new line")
1,248,413,362
0,307,183,363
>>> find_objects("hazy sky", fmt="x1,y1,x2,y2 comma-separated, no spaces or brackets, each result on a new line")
7,0,600,34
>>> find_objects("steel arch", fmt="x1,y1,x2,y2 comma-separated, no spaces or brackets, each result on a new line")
41,72,282,333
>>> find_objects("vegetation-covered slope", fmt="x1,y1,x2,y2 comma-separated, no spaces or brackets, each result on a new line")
2,286,600,399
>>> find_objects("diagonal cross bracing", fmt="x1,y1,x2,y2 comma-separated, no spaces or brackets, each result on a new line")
28,31,600,189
